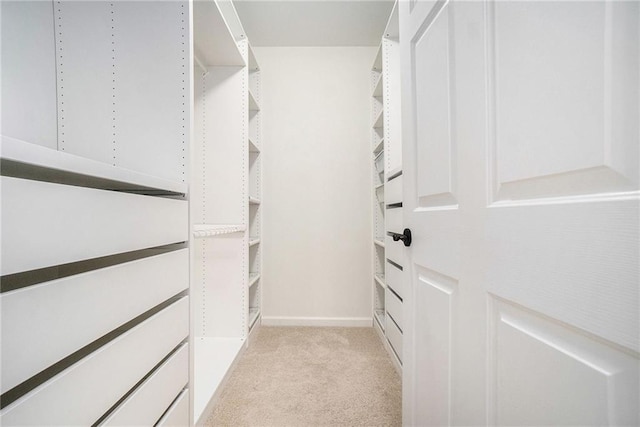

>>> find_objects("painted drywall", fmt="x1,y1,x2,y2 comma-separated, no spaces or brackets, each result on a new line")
256,47,376,326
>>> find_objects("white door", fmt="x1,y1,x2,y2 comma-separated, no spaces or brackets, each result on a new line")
400,1,639,425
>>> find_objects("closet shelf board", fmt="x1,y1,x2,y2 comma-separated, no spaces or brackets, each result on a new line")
248,273,260,288
371,44,382,71
249,137,260,153
1,136,186,194
374,273,386,289
248,308,260,329
193,0,245,66
373,108,384,129
193,337,244,423
248,44,260,71
372,73,383,98
249,90,260,111
373,138,384,154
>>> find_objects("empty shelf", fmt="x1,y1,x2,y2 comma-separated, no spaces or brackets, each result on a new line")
249,237,261,247
249,308,260,329
193,337,244,422
249,90,260,111
374,309,386,332
371,44,382,71
193,224,246,238
249,197,261,205
248,44,260,71
373,137,384,154
374,239,385,248
372,73,383,98
373,108,384,129
249,137,260,153
193,0,245,67
248,273,260,288
374,273,386,288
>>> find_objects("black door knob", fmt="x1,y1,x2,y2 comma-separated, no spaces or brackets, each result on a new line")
389,228,412,247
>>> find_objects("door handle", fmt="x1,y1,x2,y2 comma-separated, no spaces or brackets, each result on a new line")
389,228,412,247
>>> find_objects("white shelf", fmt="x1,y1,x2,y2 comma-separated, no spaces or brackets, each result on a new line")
193,337,245,423
374,239,385,248
248,44,260,71
1,136,187,194
375,273,386,289
372,44,383,71
249,237,261,247
374,183,385,190
215,0,246,42
373,137,384,154
193,224,246,238
193,0,245,67
249,137,260,153
248,273,260,288
372,73,383,98
374,309,386,332
249,196,261,205
387,166,403,180
249,90,260,111
249,308,260,329
383,0,399,40
373,108,384,129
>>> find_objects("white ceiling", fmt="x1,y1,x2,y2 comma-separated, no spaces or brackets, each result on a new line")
234,0,395,47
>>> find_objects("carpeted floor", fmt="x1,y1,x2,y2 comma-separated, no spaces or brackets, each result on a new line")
205,326,401,427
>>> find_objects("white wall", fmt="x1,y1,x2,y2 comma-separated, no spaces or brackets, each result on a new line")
256,47,376,326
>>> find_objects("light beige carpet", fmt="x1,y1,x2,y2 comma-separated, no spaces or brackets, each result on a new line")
205,326,401,427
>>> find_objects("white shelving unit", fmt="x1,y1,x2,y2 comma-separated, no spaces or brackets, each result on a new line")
371,0,402,375
1,1,190,424
191,2,262,423
247,42,263,338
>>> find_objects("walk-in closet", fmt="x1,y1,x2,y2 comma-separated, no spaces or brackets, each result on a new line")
2,0,639,425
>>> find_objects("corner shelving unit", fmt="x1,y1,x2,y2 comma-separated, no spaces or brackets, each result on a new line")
247,42,263,338
371,0,403,375
191,1,262,424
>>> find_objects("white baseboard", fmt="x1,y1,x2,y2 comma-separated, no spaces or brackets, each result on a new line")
261,316,373,327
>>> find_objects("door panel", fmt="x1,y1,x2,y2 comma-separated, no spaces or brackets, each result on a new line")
414,6,457,207
490,298,638,426
489,1,639,201
414,266,457,426
401,1,639,426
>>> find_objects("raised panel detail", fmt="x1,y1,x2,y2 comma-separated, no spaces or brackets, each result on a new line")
414,266,458,426
490,1,639,202
412,6,457,208
489,298,639,426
